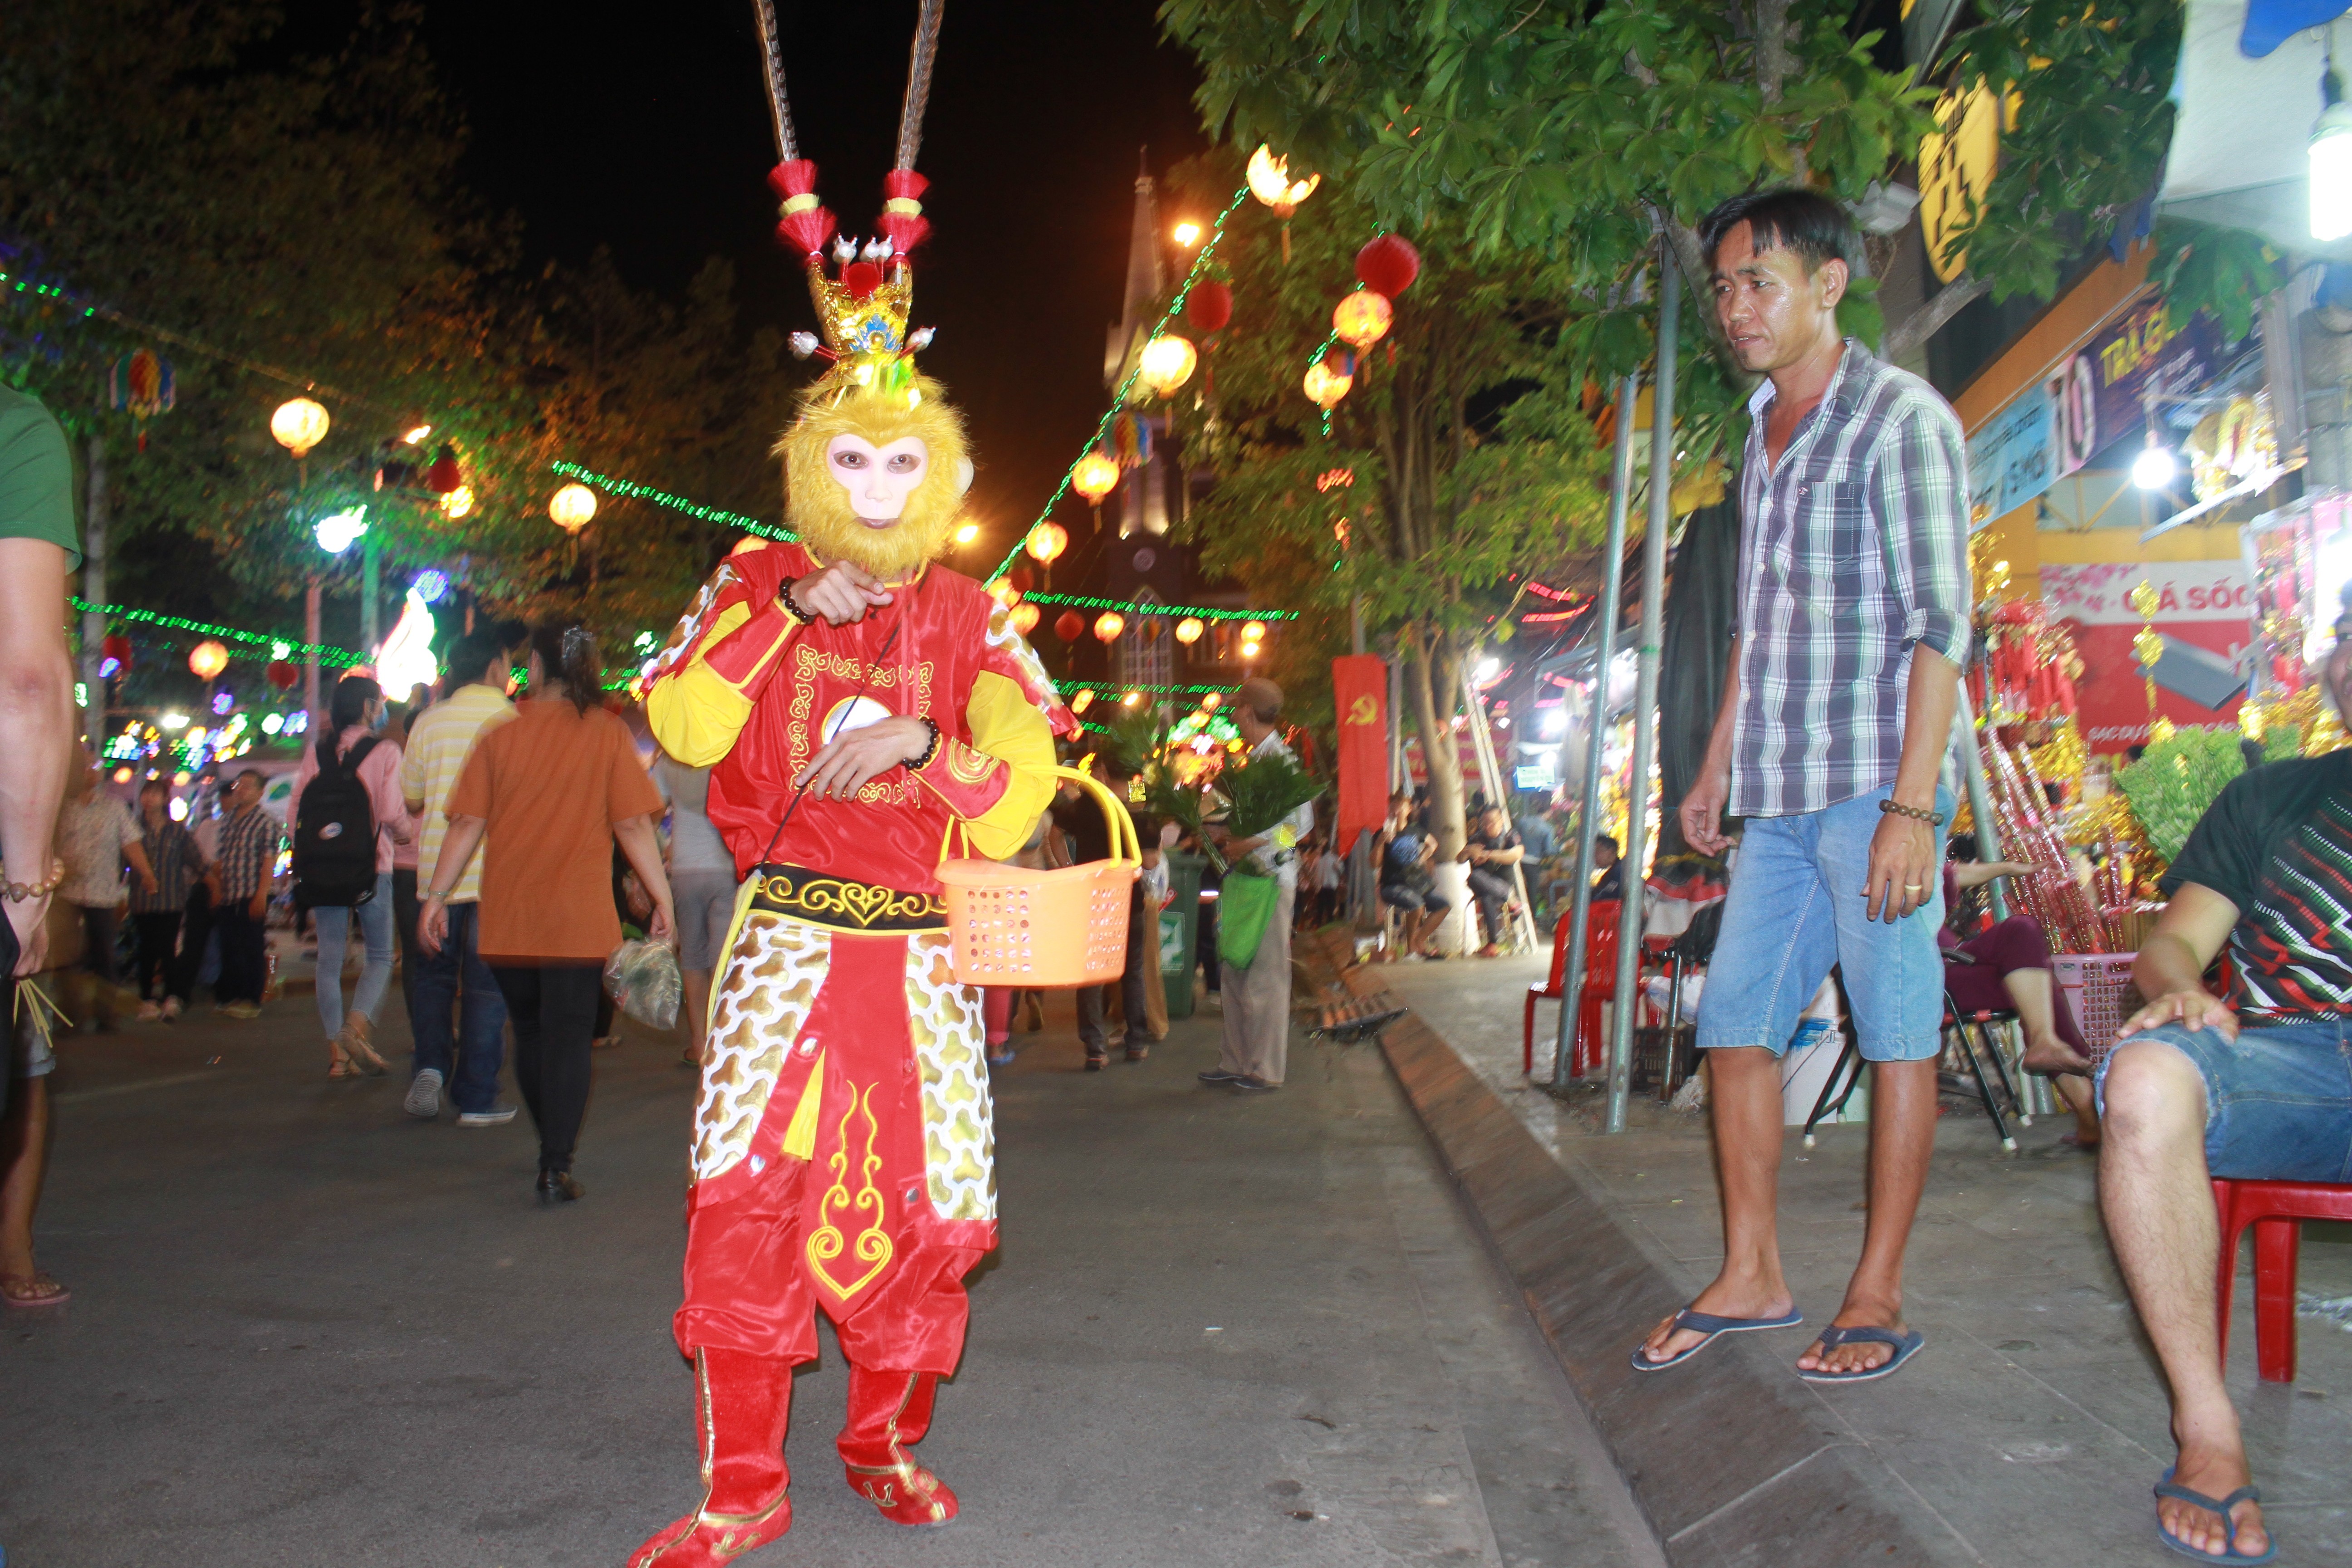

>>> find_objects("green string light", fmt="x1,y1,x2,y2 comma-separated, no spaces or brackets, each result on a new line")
984,183,1253,586
1022,593,1294,622
1053,679,1236,696
74,598,364,667
549,461,798,542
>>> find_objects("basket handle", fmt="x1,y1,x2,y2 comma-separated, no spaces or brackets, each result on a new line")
1050,764,1141,867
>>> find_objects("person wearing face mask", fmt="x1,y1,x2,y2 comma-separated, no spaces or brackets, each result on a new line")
289,674,415,1075
630,230,1073,1561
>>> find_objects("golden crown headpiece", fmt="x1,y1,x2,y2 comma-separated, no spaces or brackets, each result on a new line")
775,164,937,405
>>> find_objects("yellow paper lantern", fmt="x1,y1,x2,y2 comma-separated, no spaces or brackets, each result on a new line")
1138,334,1199,397
1175,617,1204,645
1246,145,1321,216
1009,601,1042,636
1072,451,1120,505
1333,290,1394,348
1122,691,1142,708
1303,359,1352,410
953,522,980,544
1070,688,1095,715
1027,520,1068,565
1093,611,1126,642
1201,692,1222,711
549,483,598,533
270,397,330,459
440,485,475,520
187,640,230,681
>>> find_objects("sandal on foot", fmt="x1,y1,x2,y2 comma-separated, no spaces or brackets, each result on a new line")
2156,1468,2276,1564
1796,1325,1925,1383
2,1273,72,1307
1630,1307,1803,1372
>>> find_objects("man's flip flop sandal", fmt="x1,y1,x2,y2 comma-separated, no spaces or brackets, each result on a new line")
1629,1308,1803,1372
2155,1467,2277,1563
1795,1325,1924,1382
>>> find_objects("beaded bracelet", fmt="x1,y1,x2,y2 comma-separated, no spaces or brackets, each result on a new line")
2,862,65,903
908,717,942,771
778,578,814,625
1878,798,1946,828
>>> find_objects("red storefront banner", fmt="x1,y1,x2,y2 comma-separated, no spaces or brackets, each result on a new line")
2041,559,2253,753
1331,654,1389,857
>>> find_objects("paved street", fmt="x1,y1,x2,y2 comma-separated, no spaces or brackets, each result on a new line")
4,985,1662,1568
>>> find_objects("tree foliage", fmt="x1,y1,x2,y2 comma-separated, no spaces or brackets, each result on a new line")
1157,155,1616,850
0,0,793,713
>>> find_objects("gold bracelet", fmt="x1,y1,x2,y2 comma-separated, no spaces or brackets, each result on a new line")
2,862,65,902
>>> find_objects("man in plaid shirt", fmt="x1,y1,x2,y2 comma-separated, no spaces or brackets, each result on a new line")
1636,191,1970,1385
213,769,283,1019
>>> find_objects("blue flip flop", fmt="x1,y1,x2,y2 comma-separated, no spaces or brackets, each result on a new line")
1629,1307,1804,1372
2155,1467,2277,1564
1795,1324,1925,1382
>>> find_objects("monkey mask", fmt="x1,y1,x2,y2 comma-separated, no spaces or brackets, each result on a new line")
779,243,972,583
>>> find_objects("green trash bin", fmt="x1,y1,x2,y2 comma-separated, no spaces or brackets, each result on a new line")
1159,850,1205,1019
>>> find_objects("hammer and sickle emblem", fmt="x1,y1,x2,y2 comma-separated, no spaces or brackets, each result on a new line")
1345,695,1378,726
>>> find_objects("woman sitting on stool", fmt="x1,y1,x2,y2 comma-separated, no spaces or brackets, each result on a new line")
1941,856,2100,1148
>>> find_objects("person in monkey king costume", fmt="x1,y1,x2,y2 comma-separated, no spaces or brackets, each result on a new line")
629,236,1074,1565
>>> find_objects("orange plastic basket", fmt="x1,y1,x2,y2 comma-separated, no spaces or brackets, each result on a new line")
936,766,1141,987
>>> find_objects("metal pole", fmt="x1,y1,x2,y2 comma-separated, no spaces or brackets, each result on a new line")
1350,594,1367,657
1548,369,1642,1088
304,576,323,731
362,534,381,656
1606,245,1680,1133
79,435,108,754
1952,682,2006,922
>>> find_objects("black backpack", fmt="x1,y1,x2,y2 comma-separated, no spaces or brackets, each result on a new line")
292,735,382,910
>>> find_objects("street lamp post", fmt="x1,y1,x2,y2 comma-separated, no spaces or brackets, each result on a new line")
272,397,331,732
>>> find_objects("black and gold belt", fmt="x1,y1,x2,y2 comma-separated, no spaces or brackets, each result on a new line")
748,863,947,934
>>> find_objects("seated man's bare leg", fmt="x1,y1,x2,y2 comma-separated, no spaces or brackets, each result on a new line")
1638,1046,1793,1364
1798,1056,1935,1375
2101,1038,2265,1559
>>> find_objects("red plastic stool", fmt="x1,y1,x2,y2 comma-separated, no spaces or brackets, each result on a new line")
1522,901,1619,1075
2210,1177,2352,1382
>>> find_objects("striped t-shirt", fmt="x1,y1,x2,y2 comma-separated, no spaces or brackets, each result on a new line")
2162,751,2352,1022
398,683,516,903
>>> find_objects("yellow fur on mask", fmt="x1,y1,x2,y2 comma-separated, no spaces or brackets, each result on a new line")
778,375,970,581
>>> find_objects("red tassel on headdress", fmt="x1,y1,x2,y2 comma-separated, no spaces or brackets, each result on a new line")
769,159,837,259
879,169,932,255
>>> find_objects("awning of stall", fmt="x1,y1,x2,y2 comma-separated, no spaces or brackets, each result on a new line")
2159,0,2352,260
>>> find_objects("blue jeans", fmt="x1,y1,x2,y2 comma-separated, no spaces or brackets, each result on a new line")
2098,1018,2352,1182
314,873,395,1036
1696,784,1952,1063
410,900,509,1114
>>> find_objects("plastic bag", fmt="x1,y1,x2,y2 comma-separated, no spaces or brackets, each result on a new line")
605,938,682,1031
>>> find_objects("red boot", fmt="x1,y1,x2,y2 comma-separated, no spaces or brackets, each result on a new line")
627,1348,795,1567
838,1366,958,1527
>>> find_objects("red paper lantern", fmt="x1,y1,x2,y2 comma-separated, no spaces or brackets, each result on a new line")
1008,566,1034,594
1356,235,1421,297
423,443,462,494
99,633,133,677
1054,610,1086,643
1186,280,1234,335
266,659,299,692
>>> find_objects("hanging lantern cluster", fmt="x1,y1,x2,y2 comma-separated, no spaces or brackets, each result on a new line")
1306,236,1424,419
108,349,175,450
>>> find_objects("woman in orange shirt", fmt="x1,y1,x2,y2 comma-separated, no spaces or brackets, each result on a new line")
420,626,673,1203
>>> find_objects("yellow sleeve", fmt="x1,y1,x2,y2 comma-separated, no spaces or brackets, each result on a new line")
645,595,801,767
923,670,1056,860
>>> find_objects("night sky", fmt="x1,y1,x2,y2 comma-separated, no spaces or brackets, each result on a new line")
419,0,1209,565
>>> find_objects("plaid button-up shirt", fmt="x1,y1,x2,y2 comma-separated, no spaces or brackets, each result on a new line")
216,804,284,901
1730,339,1971,818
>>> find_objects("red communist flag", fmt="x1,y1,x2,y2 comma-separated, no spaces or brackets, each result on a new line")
1331,654,1389,858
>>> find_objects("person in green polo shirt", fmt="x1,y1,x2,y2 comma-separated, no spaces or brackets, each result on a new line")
0,380,82,1311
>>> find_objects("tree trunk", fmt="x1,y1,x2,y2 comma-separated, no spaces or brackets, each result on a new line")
80,435,107,752
1405,624,1468,860
1883,275,1990,363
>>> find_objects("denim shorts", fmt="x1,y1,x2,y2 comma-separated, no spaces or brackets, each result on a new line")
2097,1017,2352,1182
1695,784,1951,1063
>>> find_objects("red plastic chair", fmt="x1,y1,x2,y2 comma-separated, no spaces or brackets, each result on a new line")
2211,1177,2352,1382
1523,900,1620,1075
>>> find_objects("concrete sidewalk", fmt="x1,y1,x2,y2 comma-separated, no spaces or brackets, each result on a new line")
3,979,1662,1567
1341,945,2352,1567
